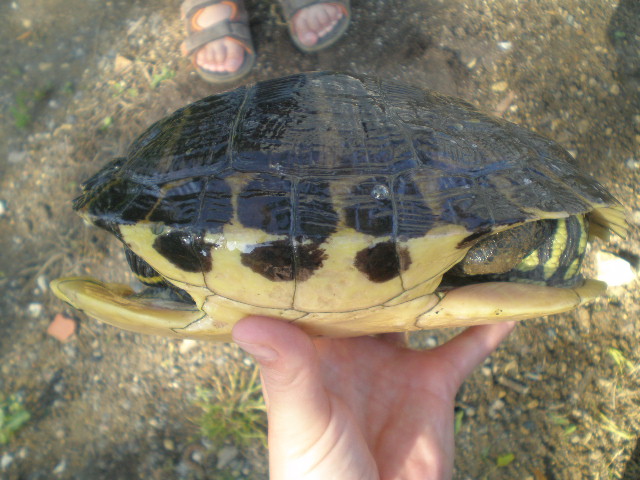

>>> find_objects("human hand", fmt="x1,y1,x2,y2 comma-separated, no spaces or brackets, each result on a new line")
232,317,515,480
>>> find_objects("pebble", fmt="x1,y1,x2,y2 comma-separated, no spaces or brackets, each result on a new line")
37,275,48,293
163,438,175,451
595,251,636,286
424,336,438,348
488,399,505,418
491,81,509,92
53,459,66,475
625,158,640,169
216,445,238,469
630,210,640,227
0,199,6,217
497,41,513,51
609,83,620,95
7,151,28,164
28,302,43,318
179,339,197,354
1,453,13,470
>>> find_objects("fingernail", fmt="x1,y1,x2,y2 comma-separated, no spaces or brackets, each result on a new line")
235,341,278,362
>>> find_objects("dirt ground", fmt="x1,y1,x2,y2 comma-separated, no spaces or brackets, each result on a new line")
1,0,639,478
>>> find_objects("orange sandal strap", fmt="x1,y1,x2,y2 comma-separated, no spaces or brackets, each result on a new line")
180,0,253,57
181,0,238,21
278,0,349,21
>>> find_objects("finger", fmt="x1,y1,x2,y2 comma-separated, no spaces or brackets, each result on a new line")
232,316,333,443
431,321,516,388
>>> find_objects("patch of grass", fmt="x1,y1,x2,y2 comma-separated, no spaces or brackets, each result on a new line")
496,452,515,467
10,86,53,129
608,347,637,374
548,412,578,437
194,364,267,449
454,409,464,435
599,413,634,440
150,67,175,89
0,393,31,444
10,93,31,129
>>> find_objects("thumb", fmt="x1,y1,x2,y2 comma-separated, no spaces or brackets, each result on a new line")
232,316,333,448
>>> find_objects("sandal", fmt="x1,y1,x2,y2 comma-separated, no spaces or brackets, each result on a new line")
279,0,351,53
181,0,256,83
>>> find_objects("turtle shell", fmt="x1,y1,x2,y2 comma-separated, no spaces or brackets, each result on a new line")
57,72,626,340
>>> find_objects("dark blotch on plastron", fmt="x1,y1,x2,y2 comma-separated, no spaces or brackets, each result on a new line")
296,242,327,281
241,240,295,281
153,231,212,273
355,241,409,283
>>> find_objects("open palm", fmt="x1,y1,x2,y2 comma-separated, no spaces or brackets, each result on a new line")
232,317,515,480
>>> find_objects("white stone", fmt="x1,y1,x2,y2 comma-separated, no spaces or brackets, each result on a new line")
596,251,636,286
216,445,238,469
179,339,197,354
27,302,43,318
1,453,13,470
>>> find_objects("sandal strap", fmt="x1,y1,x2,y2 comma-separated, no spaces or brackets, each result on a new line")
278,0,348,19
183,20,253,56
181,0,242,20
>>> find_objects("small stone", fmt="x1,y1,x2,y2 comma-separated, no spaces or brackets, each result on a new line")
0,199,6,217
114,54,133,74
8,151,28,164
53,459,66,475
217,445,238,469
625,158,640,169
630,210,640,227
47,313,77,342
28,302,43,318
39,62,53,72
163,438,175,451
488,399,505,418
424,336,438,348
179,339,198,354
36,275,48,293
1,452,13,470
491,81,508,92
610,83,620,95
526,399,539,409
596,251,636,286
497,41,512,51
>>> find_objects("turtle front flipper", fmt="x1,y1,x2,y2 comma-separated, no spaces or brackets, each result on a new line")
49,277,230,340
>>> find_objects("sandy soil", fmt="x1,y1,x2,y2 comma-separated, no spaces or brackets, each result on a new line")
0,0,639,478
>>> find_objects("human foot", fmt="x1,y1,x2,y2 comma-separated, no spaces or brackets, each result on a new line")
292,3,344,48
181,0,255,82
280,0,351,52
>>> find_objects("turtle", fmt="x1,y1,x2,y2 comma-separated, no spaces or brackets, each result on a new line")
51,72,627,341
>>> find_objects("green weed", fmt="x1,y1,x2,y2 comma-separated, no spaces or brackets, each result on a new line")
195,364,267,449
10,94,31,129
150,67,175,89
0,393,30,444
